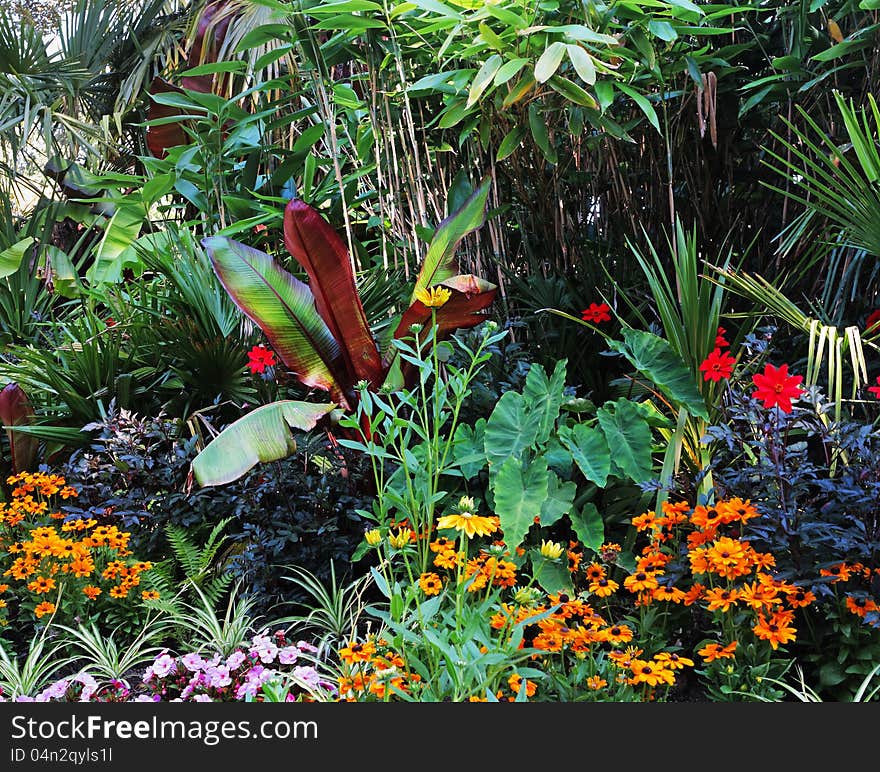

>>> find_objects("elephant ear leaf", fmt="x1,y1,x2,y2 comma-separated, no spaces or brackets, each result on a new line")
607,327,709,420
192,401,336,487
284,199,384,389
204,236,350,408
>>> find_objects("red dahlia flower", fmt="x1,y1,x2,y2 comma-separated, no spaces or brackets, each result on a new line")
247,345,277,374
699,347,736,382
867,375,880,399
715,326,729,348
581,302,612,324
751,363,804,413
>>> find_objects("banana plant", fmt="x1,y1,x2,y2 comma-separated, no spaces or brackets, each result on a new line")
192,177,497,487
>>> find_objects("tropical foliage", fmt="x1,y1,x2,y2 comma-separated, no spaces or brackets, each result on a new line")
0,0,879,706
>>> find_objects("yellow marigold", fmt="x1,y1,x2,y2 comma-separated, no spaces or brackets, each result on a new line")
752,610,797,650
27,576,56,595
589,577,619,598
654,651,694,670
704,586,740,613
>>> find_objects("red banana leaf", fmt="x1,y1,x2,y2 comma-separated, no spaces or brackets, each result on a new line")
283,199,384,390
204,236,354,409
145,77,189,159
394,274,498,341
390,274,497,390
0,383,37,474
181,0,236,94
145,0,236,158
408,175,492,304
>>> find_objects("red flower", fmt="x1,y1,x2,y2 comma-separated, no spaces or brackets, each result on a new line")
247,345,277,374
866,310,880,334
751,363,804,413
867,375,880,399
715,327,729,348
581,302,612,324
699,348,736,382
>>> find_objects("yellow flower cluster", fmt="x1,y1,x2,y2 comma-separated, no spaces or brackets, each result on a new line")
0,471,158,623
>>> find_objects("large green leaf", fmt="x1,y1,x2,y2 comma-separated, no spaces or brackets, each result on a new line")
192,400,336,487
607,328,709,420
493,455,549,550
540,471,576,528
596,399,654,483
0,237,33,278
558,423,611,487
529,550,574,595
452,418,487,478
409,175,492,303
523,359,567,445
484,391,543,468
284,199,384,389
87,203,146,284
204,236,348,407
570,502,604,552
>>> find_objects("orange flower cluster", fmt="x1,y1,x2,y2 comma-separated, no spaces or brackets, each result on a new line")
627,498,817,654
818,561,880,626
336,638,423,701
0,471,158,623
425,537,517,593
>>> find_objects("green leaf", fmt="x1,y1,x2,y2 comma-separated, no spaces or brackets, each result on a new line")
535,41,566,83
410,175,491,303
606,327,709,419
558,423,611,487
192,401,336,486
596,399,654,483
493,455,549,550
566,44,596,85
569,502,604,552
496,124,527,161
0,237,33,278
540,471,576,528
180,61,247,77
484,391,542,467
530,551,574,595
528,103,557,164
203,236,345,405
88,203,145,284
548,75,599,108
452,419,487,478
615,83,660,133
648,20,678,41
523,359,567,445
467,54,503,107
